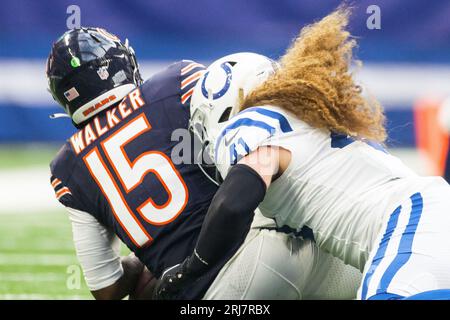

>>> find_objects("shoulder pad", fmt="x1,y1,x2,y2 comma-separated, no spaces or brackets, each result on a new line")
215,106,293,177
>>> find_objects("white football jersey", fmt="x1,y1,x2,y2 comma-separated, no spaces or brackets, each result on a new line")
214,105,432,270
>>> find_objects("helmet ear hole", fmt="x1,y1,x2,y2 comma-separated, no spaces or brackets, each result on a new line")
218,106,233,123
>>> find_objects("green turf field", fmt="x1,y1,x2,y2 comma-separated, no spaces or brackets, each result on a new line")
0,145,89,299
0,145,136,300
0,211,93,299
0,145,59,169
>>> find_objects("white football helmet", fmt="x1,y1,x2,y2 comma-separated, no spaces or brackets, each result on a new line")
190,52,278,164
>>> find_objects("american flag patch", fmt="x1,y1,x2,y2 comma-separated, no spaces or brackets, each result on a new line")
64,87,80,102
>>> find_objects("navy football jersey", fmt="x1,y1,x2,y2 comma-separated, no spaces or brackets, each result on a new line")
50,60,220,299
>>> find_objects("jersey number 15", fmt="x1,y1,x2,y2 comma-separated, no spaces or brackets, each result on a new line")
83,114,189,247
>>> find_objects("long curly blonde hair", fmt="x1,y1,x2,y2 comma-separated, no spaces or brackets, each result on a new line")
242,7,387,142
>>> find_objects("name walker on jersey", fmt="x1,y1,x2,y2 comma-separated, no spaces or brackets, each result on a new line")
69,87,145,154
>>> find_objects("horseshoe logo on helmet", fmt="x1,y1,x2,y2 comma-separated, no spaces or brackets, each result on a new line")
201,62,233,100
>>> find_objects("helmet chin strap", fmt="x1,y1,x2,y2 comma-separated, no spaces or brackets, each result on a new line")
49,113,71,119
196,146,220,187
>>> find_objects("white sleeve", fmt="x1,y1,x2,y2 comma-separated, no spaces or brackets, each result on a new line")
66,207,124,291
214,106,293,178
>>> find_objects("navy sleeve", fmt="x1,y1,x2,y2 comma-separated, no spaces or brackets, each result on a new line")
49,144,90,212
138,60,205,110
179,60,206,106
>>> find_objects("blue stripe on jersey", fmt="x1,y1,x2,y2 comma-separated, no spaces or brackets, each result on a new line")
239,107,294,133
330,133,388,153
403,289,450,300
377,192,423,295
330,133,355,149
215,117,276,161
230,137,250,165
367,292,404,300
369,289,450,300
361,205,402,300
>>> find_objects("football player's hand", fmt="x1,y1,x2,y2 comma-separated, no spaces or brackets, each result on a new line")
129,265,157,300
152,258,194,300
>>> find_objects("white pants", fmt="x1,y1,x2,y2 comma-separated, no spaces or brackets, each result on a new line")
203,227,362,300
359,177,450,299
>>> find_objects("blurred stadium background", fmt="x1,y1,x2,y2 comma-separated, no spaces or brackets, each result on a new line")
0,0,450,299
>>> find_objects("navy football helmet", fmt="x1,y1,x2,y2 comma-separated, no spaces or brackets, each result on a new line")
46,27,143,127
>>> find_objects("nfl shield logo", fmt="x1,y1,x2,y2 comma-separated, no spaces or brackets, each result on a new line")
97,66,109,80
